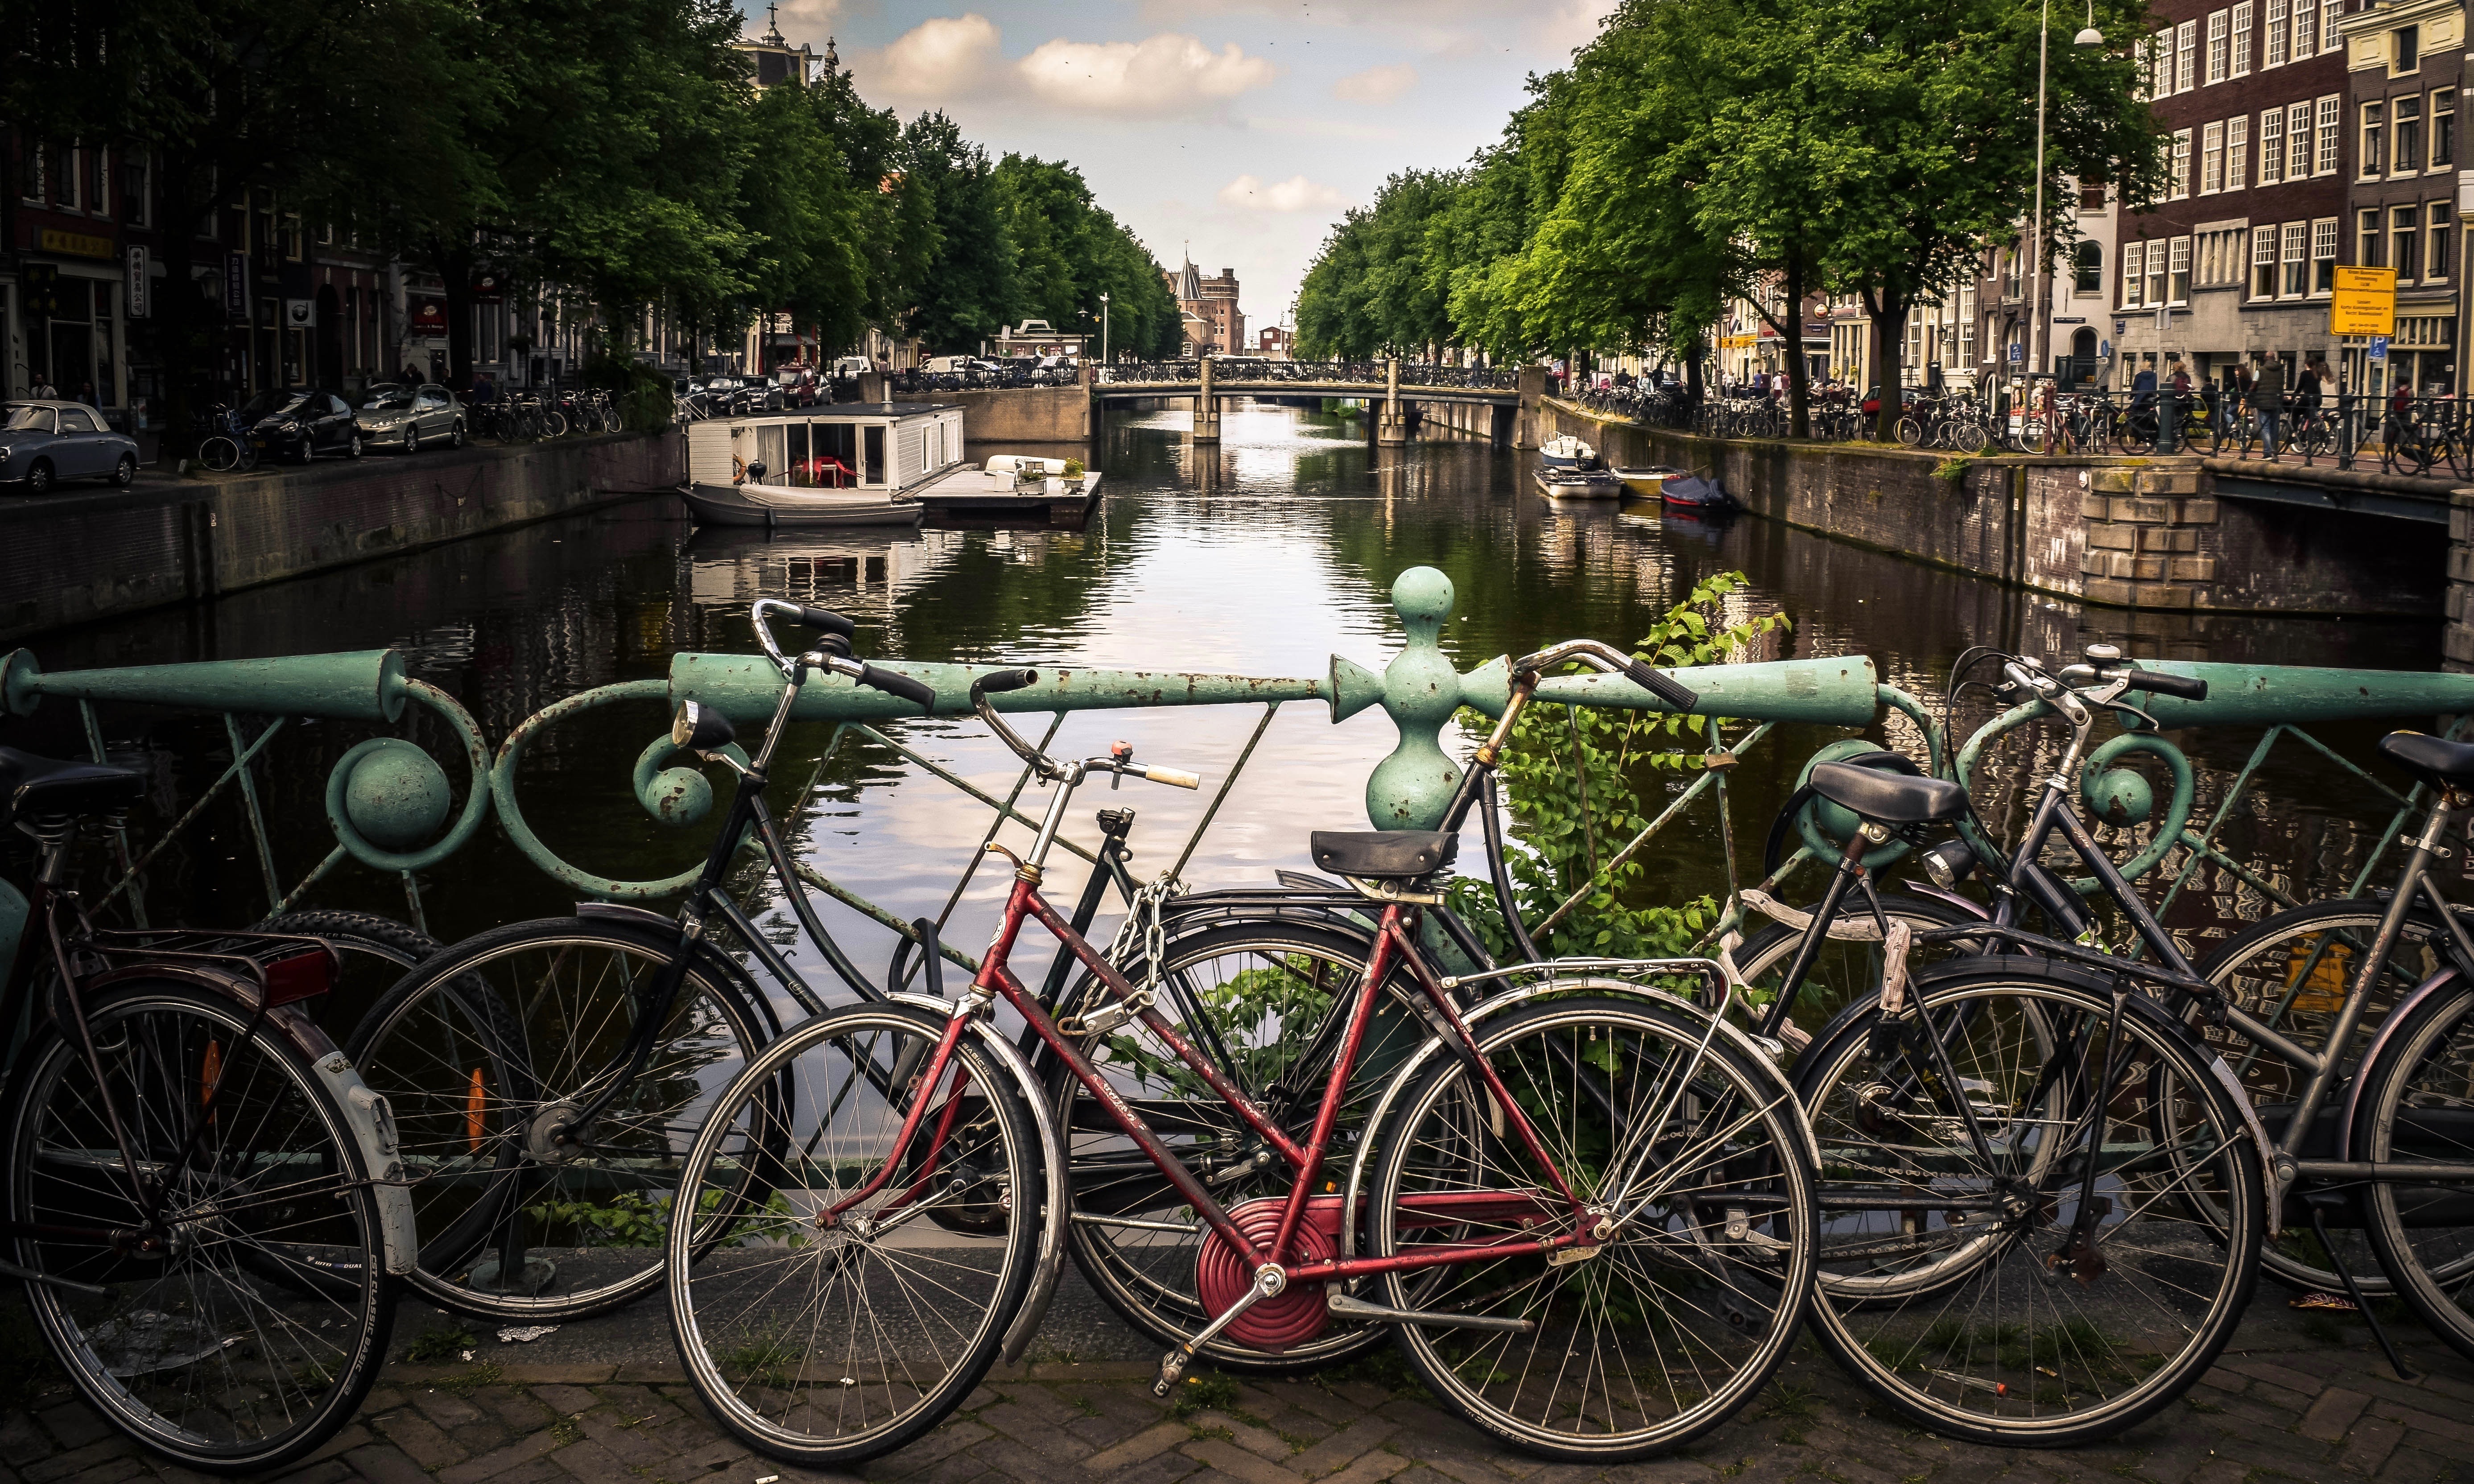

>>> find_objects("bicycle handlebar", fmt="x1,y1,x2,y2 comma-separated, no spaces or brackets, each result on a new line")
1513,639,1698,710
2123,668,2208,702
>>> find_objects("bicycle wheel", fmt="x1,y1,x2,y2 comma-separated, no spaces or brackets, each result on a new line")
1049,919,1430,1372
1723,890,1988,1036
198,437,240,473
668,1002,1040,1466
1800,961,2262,1447
1952,422,1988,453
257,909,443,1052
346,917,770,1320
2353,979,2474,1362
5,981,393,1472
2195,899,2453,1294
1366,994,1814,1460
542,411,568,437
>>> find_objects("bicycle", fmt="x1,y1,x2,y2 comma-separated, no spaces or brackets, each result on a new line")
660,640,1820,1464
0,747,412,1471
193,405,256,474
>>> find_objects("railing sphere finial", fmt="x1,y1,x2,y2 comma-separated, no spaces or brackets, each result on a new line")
1363,566,1467,831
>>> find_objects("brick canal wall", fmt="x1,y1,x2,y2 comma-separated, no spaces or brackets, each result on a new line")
1541,400,2440,618
0,431,680,643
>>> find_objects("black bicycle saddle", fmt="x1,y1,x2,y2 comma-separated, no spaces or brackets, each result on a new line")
1809,760,1968,825
0,747,145,824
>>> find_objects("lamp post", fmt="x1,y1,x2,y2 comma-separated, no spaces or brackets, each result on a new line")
2026,1,2106,404
1099,292,1110,364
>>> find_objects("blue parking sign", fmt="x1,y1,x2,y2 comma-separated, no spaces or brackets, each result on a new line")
2369,336,2390,363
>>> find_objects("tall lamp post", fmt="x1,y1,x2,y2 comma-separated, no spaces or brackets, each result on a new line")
2027,1,2106,398
1099,292,1110,364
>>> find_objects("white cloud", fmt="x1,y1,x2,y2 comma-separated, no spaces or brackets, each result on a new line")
1015,33,1280,116
858,13,1002,99
1143,0,1619,58
1216,174,1348,212
1332,62,1417,104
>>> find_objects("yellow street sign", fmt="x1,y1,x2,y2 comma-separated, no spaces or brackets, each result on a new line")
2330,266,2397,336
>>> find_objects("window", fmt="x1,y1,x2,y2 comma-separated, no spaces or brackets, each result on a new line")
2203,121,2226,191
2228,114,2250,188
2148,240,2170,303
2253,225,2281,295
2365,101,2388,176
2172,128,2193,197
2153,28,2173,94
2081,179,2108,210
2313,218,2338,291
20,140,41,202
51,143,76,208
2232,0,2254,74
2284,222,2310,295
2363,207,2387,267
2125,240,2146,305
2291,0,2314,59
2436,88,2455,168
2395,204,2423,280
2208,8,2230,82
119,151,146,226
2265,0,2289,66
2321,0,2341,51
281,213,302,260
87,149,106,216
2431,200,2453,279
2397,95,2424,173
2395,23,2419,73
2074,241,2102,292
2316,96,2340,175
2261,107,2284,179
2177,20,2199,91
2171,236,2193,301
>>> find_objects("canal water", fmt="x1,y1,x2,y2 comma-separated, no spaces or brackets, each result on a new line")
4,400,2448,1014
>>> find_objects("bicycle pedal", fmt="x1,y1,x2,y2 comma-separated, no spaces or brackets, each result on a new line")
1152,1348,1189,1398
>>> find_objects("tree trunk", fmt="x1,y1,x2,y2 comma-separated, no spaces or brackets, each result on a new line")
1685,331,1706,404
155,164,211,460
433,239,476,392
1864,288,1906,442
1783,255,1809,439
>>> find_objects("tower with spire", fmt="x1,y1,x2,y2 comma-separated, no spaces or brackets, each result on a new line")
1164,253,1245,357
732,4,816,91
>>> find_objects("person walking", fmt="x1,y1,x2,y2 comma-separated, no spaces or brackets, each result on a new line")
2252,354,2287,454
31,374,57,399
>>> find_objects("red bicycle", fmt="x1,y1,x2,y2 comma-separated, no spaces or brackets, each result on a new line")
661,651,1820,1464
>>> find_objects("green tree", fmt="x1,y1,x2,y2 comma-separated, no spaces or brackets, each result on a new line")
899,112,1019,353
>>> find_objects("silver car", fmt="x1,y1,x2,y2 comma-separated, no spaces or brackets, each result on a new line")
0,400,141,495
353,383,465,453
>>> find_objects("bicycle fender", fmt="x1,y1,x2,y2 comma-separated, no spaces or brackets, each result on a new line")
573,903,786,1040
82,962,421,1274
1336,974,1821,1262
887,992,1068,1366
2337,966,2462,1163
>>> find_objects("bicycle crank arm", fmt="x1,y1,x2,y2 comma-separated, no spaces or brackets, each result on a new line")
1326,1290,1535,1334
1156,1266,1279,1396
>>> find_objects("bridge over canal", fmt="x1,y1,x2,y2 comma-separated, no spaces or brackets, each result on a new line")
1095,358,1540,445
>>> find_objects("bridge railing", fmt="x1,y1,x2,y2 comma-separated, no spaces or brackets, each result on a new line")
1101,360,1521,392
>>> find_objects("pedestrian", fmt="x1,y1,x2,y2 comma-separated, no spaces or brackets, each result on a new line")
2252,354,2286,453
31,374,56,398
76,380,99,408
402,363,425,387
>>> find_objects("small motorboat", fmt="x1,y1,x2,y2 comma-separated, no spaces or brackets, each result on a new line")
1659,474,1735,511
905,458,1102,524
1612,464,1687,498
1538,433,1601,472
681,481,924,528
1534,469,1625,499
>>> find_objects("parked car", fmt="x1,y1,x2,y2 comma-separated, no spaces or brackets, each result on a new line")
240,388,362,462
0,400,140,495
354,383,464,452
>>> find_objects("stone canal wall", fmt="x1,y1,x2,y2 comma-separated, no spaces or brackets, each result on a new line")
1541,400,2441,618
1,431,680,643
942,383,1090,442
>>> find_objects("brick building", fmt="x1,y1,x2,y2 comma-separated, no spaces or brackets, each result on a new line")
1169,258,1243,355
2337,0,2461,396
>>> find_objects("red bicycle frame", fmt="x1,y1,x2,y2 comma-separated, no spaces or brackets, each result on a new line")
824,854,1608,1290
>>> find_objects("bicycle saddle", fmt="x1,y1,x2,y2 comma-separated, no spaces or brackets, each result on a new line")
1309,830,1458,880
0,747,145,824
2378,731,2474,791
1808,760,1967,824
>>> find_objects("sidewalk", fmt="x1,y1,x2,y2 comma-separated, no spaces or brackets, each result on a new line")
2,1288,2458,1484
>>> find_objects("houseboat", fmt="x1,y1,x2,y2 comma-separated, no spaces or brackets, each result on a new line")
683,403,968,528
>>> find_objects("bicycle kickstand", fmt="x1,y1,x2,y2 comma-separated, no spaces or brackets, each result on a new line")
2303,1190,2416,1381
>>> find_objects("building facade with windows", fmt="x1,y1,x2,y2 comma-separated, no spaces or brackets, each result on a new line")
1169,259,1243,356
2338,0,2461,396
2111,0,2354,388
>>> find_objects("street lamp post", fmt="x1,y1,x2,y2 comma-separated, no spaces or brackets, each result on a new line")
1099,293,1110,364
2026,3,2106,408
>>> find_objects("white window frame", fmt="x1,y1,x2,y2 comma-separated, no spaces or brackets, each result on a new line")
2124,240,2146,305
2232,0,2254,74
2288,101,2314,180
2207,9,2230,82
2282,221,2310,297
2228,113,2251,189
2172,128,2194,197
2261,106,2285,180
2252,224,2280,296
2202,120,2226,192
2265,0,2289,66
2321,0,2341,51
2170,236,2193,302
2177,19,2200,91
2317,95,2342,174
2311,217,2338,293
2291,0,2314,58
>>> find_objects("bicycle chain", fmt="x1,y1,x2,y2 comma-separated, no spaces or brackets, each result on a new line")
1059,873,1185,1039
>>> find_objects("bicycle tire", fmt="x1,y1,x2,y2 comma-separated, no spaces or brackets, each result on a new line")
1046,919,1429,1373
2353,978,2474,1362
1723,891,1987,1033
198,437,241,473
667,1002,1040,1465
1368,994,1817,1460
6,981,394,1472
256,908,445,1050
1799,959,2263,1447
345,917,771,1321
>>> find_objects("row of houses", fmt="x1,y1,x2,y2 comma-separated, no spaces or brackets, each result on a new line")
1723,0,2466,401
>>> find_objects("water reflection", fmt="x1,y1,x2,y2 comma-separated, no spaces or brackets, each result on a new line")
1,401,2444,998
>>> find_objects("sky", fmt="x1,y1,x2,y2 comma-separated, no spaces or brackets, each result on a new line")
735,0,1619,339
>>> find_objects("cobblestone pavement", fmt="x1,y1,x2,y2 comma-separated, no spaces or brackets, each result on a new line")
3,1295,2462,1484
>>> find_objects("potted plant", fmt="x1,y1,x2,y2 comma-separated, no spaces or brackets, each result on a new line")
1061,457,1086,492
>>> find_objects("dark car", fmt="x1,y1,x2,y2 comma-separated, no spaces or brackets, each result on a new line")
241,388,363,462
0,400,142,495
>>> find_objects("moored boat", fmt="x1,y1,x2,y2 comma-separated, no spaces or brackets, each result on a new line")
683,402,965,528
1612,464,1687,498
1533,468,1624,499
681,481,923,528
1659,474,1735,510
1538,433,1600,472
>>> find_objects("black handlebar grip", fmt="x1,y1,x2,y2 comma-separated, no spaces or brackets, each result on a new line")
1624,658,1699,710
2126,668,2208,702
796,605,856,638
856,663,937,713
970,668,1041,699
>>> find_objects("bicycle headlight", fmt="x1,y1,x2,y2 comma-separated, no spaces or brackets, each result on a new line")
1920,838,1977,890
